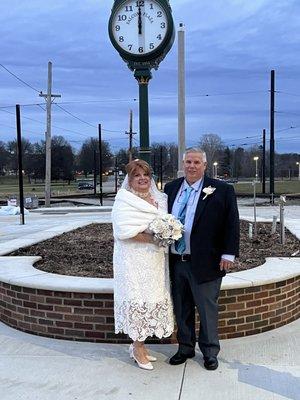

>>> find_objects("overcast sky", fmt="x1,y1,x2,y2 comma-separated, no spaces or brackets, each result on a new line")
0,0,299,154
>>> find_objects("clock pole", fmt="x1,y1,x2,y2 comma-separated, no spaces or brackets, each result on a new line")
134,68,152,164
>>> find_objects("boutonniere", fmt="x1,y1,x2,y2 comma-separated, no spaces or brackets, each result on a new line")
202,186,216,200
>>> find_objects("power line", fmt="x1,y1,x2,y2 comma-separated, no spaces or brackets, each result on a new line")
54,104,97,128
0,63,40,93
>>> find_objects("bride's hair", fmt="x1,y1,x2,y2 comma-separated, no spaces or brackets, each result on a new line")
126,159,151,181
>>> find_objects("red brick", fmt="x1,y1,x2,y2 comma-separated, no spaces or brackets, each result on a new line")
245,328,261,336
30,310,46,318
63,299,83,306
269,289,281,296
246,315,261,323
276,307,287,316
255,305,269,313
275,294,287,301
237,309,254,317
238,323,253,331
83,300,104,307
73,293,93,299
262,311,276,319
37,289,53,296
64,314,84,322
246,300,261,308
16,293,30,300
74,307,94,315
94,294,113,300
47,327,65,335
227,318,244,325
270,316,281,324
23,301,37,309
54,306,72,313
262,297,276,305
261,325,275,333
219,296,236,305
244,286,261,293
237,294,253,302
84,331,105,338
55,321,73,328
95,324,115,331
84,316,106,323
24,316,37,323
16,306,30,315
65,329,85,337
227,332,244,339
45,312,62,320
254,320,269,328
94,308,114,315
22,287,36,294
104,301,114,308
74,323,94,330
39,318,54,326
38,304,53,311
46,297,63,305
218,326,236,334
254,291,268,299
31,324,47,333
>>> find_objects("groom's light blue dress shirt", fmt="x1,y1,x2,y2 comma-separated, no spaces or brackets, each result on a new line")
171,178,235,262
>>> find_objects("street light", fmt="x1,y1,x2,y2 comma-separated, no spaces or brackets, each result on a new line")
253,156,259,181
213,162,218,179
296,162,300,181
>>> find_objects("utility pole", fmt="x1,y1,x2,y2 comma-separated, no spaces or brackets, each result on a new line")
269,70,275,202
262,128,266,194
178,23,185,177
15,105,25,225
125,110,136,162
98,124,103,206
39,61,61,207
160,146,163,190
93,150,97,196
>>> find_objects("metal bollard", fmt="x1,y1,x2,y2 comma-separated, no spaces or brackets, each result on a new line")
279,196,286,245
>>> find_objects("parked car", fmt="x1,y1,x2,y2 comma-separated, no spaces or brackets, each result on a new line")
77,182,94,190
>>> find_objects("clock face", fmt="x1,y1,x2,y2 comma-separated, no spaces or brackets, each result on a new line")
111,0,169,56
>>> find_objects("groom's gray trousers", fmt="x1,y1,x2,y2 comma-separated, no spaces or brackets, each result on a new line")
171,258,222,358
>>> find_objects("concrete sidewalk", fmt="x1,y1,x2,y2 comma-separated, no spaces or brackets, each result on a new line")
0,320,299,400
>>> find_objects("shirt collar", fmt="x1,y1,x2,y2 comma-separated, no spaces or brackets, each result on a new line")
183,177,203,192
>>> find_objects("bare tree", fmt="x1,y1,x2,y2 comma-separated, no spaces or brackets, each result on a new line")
198,133,224,176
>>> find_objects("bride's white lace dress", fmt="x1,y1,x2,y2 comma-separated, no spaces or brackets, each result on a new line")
112,188,174,341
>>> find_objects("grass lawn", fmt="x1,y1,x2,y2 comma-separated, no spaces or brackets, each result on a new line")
234,180,300,195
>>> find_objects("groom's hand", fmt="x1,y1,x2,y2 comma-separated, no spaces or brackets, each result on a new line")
219,259,234,271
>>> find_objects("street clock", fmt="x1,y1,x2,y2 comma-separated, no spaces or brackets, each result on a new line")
108,0,175,70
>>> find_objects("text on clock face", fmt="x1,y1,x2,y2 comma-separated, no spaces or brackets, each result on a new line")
112,0,168,55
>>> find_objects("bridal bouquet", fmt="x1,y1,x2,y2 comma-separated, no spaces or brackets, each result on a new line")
149,214,184,247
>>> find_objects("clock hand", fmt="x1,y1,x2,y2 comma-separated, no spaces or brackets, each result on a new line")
138,6,142,35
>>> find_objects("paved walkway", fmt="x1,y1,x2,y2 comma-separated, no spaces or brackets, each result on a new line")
0,319,299,400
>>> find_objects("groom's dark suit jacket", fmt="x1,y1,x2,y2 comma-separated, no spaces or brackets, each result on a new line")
164,175,240,284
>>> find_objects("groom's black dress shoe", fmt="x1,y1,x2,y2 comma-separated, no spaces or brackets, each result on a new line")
203,356,218,370
169,351,195,365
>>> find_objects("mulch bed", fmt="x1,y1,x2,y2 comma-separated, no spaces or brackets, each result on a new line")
9,221,299,278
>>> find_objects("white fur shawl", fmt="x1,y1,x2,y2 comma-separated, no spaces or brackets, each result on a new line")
112,189,162,240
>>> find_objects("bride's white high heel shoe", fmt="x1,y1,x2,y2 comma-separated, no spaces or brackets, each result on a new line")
129,344,154,370
129,344,157,362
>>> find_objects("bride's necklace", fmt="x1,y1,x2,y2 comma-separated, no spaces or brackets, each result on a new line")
130,189,150,199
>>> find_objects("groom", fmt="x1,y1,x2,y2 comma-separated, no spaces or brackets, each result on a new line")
164,148,239,370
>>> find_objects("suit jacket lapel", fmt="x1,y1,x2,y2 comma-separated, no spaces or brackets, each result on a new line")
192,175,213,230
168,178,184,213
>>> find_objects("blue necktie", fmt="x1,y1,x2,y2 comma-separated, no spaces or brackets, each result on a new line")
175,186,194,254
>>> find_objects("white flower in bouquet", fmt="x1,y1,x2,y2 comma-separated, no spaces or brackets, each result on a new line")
149,214,183,247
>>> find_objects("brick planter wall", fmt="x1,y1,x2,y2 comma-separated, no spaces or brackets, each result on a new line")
0,276,299,343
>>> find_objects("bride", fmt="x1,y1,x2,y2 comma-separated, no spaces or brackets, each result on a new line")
111,159,174,370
